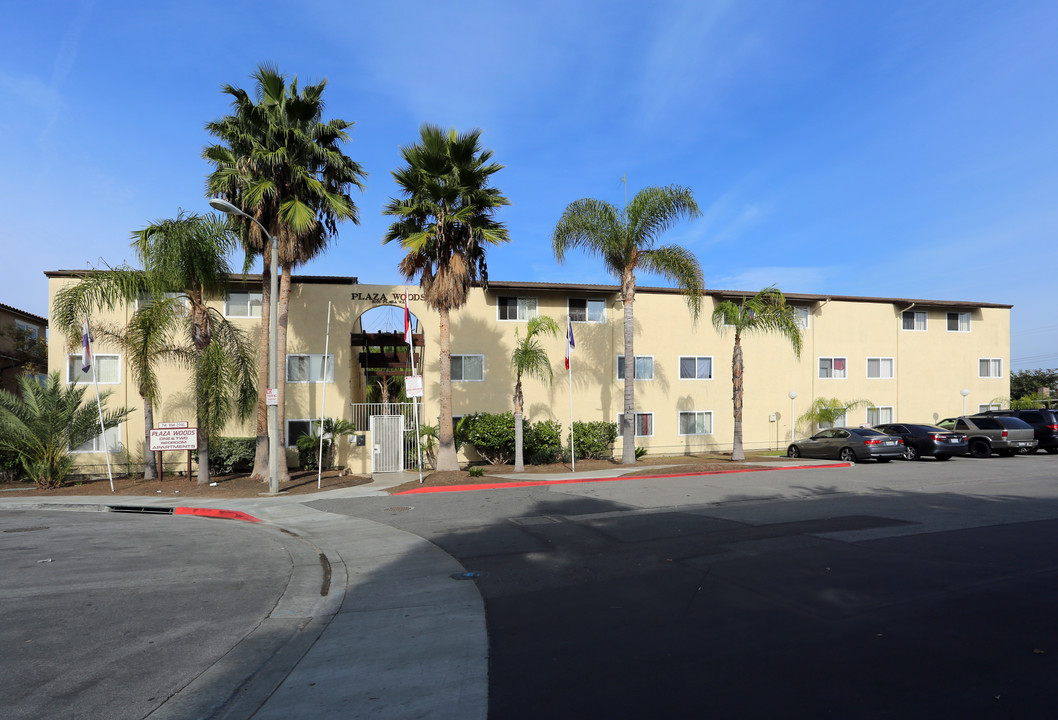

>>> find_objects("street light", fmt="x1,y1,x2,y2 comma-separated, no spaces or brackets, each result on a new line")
209,198,280,495
788,391,798,443
961,388,970,415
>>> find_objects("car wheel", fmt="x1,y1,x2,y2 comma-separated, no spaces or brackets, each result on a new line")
903,444,920,461
839,447,857,463
787,445,801,458
935,454,952,461
969,440,992,458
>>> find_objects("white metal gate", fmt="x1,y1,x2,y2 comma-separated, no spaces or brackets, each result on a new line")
370,415,404,473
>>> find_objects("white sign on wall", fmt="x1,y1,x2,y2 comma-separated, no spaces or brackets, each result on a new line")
149,427,198,452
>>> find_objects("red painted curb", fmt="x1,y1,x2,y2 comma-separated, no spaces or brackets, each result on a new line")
173,507,262,522
394,462,852,495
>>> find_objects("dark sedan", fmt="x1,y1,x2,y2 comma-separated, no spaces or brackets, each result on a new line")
787,427,904,463
873,423,968,460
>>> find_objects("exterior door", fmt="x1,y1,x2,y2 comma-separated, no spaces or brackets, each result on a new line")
370,415,404,473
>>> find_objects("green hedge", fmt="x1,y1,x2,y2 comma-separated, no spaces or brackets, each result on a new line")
201,437,256,474
461,413,566,465
571,421,618,460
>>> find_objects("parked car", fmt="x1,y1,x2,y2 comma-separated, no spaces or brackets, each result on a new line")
936,416,1037,457
787,427,904,463
972,409,1058,454
873,423,968,461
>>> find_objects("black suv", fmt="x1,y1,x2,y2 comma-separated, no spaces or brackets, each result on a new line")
972,409,1058,454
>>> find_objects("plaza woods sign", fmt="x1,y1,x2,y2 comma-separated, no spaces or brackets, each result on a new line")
350,291,424,303
148,427,198,452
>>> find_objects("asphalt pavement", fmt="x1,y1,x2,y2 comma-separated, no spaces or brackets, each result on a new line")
2,455,1057,718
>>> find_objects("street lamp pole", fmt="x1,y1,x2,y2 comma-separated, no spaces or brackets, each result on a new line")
209,198,280,495
788,391,798,443
961,388,970,416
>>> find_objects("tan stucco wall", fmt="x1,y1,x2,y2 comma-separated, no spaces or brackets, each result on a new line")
47,274,1011,472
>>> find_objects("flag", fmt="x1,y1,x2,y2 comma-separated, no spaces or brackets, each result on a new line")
565,322,575,370
81,319,93,373
404,294,413,346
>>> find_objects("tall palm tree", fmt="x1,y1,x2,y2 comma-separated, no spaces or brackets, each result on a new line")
553,185,703,464
711,286,803,461
0,372,132,488
383,124,511,471
510,315,559,471
52,212,257,483
204,64,367,482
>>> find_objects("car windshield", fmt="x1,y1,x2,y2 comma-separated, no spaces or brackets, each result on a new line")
850,428,885,436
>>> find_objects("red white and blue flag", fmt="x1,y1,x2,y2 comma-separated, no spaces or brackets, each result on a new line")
81,319,93,373
404,294,413,346
565,322,575,370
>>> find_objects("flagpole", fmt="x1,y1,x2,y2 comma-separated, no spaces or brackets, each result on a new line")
567,322,575,472
406,290,424,484
317,301,332,489
84,317,114,492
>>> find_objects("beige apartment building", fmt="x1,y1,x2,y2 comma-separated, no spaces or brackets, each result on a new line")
46,271,1012,474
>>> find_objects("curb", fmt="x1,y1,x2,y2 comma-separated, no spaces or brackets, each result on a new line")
395,462,853,495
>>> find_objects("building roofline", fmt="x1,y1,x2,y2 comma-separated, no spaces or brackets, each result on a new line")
0,302,48,325
45,270,357,286
478,279,1013,310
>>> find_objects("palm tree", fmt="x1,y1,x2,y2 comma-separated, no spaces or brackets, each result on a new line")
553,185,703,464
204,64,367,482
510,316,559,471
797,397,873,434
383,124,511,471
0,372,132,488
52,212,257,483
711,287,803,461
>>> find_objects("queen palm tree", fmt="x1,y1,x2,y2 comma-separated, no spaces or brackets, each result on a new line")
711,286,803,461
383,124,511,471
52,212,256,483
510,315,559,471
204,64,367,482
553,185,703,464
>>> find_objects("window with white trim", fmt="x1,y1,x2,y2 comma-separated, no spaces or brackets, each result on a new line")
225,291,263,318
819,411,847,430
568,298,606,323
67,354,121,384
286,354,334,383
452,354,485,382
617,355,654,380
678,411,713,436
136,292,188,312
902,311,927,331
866,357,894,379
792,306,810,329
497,296,537,321
679,356,713,380
617,412,653,437
979,358,1002,378
71,425,122,453
286,419,320,448
947,312,971,332
978,403,1002,412
818,357,847,379
14,320,39,339
867,406,894,425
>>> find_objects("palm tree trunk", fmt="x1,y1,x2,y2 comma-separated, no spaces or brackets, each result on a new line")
276,267,292,483
143,396,157,480
436,306,458,471
621,275,637,465
514,378,524,472
251,259,272,480
197,433,211,484
731,335,745,461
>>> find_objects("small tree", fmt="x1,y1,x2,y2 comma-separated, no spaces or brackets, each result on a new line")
797,397,873,434
0,372,133,488
511,316,559,471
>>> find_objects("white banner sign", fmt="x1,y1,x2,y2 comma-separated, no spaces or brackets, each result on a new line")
149,427,198,452
157,421,188,429
405,375,423,398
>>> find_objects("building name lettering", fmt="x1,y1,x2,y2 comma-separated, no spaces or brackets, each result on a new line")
350,292,424,303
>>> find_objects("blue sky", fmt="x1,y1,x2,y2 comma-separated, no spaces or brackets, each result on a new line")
2,0,1055,370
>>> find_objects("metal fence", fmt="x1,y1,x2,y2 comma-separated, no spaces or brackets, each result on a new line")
350,402,423,470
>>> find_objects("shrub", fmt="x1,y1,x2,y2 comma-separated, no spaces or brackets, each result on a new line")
635,446,648,459
462,412,516,464
467,466,485,477
0,447,24,482
525,419,562,464
571,421,618,460
203,437,255,474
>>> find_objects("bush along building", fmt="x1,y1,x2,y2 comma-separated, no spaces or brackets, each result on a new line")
46,271,1012,475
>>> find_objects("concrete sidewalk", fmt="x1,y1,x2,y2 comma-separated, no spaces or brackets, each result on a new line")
0,459,843,719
